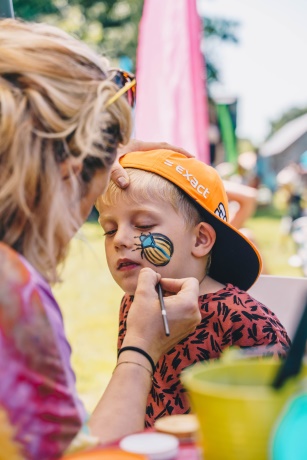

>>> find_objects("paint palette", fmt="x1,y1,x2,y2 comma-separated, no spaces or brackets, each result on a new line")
63,447,148,459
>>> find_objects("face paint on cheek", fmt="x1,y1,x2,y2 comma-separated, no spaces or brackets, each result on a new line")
132,232,174,267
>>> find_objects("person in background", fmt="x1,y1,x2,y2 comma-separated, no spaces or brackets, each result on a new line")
0,19,201,459
277,163,305,241
223,179,258,229
96,149,291,427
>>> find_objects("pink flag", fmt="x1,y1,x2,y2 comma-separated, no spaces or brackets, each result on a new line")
135,0,209,163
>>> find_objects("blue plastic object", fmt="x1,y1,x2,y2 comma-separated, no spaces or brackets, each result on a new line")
271,393,307,460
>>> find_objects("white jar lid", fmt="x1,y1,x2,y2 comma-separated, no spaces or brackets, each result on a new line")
119,432,179,460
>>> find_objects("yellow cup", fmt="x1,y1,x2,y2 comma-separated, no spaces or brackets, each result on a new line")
182,355,306,460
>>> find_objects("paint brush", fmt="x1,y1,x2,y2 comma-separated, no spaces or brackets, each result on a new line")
272,295,307,389
157,282,170,336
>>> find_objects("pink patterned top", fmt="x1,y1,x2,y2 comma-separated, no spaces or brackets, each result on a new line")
0,243,86,459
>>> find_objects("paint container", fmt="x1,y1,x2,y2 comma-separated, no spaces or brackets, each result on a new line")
154,414,199,443
119,432,179,460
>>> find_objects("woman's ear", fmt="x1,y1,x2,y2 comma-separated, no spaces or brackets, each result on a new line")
60,158,82,180
192,222,216,258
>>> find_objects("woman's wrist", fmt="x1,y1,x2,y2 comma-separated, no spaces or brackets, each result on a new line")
114,361,153,379
115,350,154,386
121,336,161,366
118,346,155,375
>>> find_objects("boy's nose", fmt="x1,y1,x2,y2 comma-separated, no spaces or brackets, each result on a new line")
113,227,134,250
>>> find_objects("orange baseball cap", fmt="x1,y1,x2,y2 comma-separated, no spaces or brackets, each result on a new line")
120,149,262,291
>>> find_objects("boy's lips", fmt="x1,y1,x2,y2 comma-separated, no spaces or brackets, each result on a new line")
116,258,140,271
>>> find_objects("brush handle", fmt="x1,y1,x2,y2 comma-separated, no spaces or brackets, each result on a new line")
157,282,170,336
272,295,307,389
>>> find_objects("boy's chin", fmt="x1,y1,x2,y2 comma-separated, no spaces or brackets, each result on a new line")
117,281,137,296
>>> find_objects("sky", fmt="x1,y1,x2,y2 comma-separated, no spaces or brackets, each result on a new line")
197,0,307,146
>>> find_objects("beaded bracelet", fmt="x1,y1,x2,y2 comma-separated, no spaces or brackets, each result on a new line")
118,346,156,375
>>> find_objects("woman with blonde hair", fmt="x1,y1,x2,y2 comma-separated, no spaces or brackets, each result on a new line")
0,19,200,459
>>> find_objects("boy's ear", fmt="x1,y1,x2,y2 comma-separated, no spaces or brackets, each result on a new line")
192,222,216,258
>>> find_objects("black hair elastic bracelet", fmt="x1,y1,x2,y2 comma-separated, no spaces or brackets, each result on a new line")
118,346,156,375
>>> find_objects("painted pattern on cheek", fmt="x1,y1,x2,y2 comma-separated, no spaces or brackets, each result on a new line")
133,232,174,266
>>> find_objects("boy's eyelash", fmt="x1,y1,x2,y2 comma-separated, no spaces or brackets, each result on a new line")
103,229,116,236
103,224,155,236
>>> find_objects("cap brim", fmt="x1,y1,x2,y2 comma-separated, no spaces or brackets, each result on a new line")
197,206,261,291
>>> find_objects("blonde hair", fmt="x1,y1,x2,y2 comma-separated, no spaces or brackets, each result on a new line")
0,19,132,282
96,168,202,228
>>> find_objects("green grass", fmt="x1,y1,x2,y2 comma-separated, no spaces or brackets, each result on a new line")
246,205,302,276
52,213,303,413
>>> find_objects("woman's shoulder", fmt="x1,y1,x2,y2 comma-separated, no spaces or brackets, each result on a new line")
0,242,64,341
0,241,52,306
0,243,33,329
0,242,31,286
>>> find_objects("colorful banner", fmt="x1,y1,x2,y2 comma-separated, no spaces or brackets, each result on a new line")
135,0,210,163
216,102,238,165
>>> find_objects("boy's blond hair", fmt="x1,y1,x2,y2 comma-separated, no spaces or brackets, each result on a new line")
0,19,132,282
97,168,203,228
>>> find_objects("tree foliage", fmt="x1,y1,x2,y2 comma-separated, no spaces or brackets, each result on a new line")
13,0,143,64
13,0,58,19
12,0,239,82
202,17,239,85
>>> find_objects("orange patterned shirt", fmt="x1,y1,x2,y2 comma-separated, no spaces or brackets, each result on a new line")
117,284,291,427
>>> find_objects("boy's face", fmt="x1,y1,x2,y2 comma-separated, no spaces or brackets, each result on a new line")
99,197,197,295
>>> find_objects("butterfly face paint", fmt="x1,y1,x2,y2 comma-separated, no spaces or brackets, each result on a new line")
133,232,174,267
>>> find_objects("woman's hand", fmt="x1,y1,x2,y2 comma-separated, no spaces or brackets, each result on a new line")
122,267,201,364
111,139,194,188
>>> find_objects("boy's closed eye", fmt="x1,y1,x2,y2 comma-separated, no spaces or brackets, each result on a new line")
102,224,156,237
134,224,155,230
103,229,117,236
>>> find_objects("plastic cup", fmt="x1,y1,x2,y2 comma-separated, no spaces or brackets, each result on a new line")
182,356,307,460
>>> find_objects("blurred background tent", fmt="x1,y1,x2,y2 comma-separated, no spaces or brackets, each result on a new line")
259,113,307,190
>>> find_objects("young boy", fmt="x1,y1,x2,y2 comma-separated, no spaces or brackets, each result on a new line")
96,149,290,427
